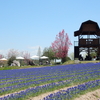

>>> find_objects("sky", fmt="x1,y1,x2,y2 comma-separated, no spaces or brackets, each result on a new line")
0,0,100,57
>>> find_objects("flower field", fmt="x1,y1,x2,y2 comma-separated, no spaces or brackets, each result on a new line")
0,63,100,100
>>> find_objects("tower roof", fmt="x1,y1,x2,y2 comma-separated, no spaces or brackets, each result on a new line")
74,20,100,36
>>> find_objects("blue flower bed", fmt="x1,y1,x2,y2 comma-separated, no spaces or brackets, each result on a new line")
0,63,100,100
43,79,100,100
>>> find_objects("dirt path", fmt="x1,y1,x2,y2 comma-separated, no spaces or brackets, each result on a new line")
28,85,77,100
28,88,100,100
74,89,100,100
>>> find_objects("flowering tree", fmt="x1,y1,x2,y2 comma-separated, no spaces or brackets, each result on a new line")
7,49,19,59
51,29,72,63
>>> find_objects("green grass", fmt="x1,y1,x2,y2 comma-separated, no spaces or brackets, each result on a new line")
0,60,100,70
0,65,44,70
63,60,100,65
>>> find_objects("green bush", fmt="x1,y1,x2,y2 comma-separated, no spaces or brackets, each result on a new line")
7,56,16,66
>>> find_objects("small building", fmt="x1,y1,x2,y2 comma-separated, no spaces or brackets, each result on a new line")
74,20,100,60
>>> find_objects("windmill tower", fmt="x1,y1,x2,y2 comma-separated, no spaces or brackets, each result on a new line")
74,20,100,60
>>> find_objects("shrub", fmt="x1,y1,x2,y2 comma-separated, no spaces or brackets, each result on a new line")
7,56,16,66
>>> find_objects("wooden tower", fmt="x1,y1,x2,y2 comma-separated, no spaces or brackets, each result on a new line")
74,20,100,60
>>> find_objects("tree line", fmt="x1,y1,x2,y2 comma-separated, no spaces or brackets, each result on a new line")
0,29,72,66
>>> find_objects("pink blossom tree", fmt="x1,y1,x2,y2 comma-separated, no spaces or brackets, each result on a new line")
51,29,72,63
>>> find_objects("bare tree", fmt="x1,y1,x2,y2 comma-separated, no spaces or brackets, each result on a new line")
22,51,31,65
7,49,19,59
0,54,4,59
21,51,30,59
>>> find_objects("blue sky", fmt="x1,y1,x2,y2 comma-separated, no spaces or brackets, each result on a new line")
0,0,100,57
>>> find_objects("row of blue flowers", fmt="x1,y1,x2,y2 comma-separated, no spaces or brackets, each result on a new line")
0,79,100,100
0,63,100,99
43,79,100,100
0,80,72,100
